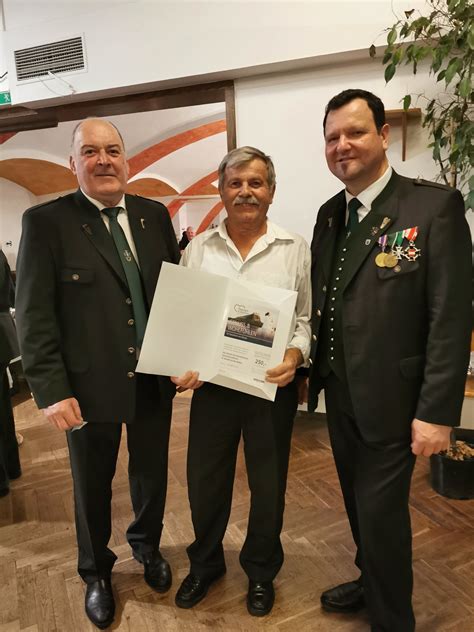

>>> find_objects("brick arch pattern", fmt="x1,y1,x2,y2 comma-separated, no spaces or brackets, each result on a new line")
196,201,225,234
128,120,226,178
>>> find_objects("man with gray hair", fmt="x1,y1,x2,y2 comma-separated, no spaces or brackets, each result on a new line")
172,146,311,616
15,118,180,629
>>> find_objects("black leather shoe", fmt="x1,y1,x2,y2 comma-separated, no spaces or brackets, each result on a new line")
8,468,22,480
133,550,172,593
247,580,275,617
175,571,225,609
320,579,365,613
85,579,115,629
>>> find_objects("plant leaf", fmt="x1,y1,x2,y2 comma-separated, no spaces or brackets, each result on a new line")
444,57,460,85
384,63,396,83
369,44,376,58
458,76,471,98
468,24,474,50
387,26,397,46
404,9,414,18
403,95,412,110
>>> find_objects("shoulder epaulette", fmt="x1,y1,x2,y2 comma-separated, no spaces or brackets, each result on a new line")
25,196,64,213
413,177,452,192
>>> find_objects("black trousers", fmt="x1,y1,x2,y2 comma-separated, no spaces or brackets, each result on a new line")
66,375,172,584
0,363,21,491
186,382,298,582
324,373,416,632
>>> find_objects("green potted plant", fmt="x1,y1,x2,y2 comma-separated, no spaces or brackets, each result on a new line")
373,0,473,209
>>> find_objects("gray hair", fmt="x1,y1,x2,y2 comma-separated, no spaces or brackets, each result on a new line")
218,146,276,190
71,118,126,150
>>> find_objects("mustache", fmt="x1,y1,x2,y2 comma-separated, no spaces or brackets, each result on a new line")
233,195,259,206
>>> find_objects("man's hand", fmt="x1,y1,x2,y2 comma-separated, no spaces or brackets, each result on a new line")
266,348,303,388
171,371,203,393
42,397,83,431
295,375,309,404
411,418,452,457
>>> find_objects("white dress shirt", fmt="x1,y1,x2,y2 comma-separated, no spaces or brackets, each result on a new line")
181,219,312,362
345,165,393,224
81,190,139,264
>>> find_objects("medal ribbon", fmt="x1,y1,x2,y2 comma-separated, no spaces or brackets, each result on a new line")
377,234,388,251
404,226,418,243
387,231,403,249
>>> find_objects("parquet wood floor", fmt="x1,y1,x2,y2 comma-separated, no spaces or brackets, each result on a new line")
1,392,473,631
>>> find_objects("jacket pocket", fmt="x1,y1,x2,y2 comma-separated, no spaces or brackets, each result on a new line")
60,267,94,283
377,260,419,280
399,354,425,378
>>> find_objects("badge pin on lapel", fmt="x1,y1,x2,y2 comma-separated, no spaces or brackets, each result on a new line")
140,218,146,229
328,218,333,228
380,217,391,231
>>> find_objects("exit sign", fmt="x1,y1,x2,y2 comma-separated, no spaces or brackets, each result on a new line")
0,91,12,105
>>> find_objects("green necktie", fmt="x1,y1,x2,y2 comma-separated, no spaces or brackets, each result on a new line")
346,197,362,236
102,207,148,347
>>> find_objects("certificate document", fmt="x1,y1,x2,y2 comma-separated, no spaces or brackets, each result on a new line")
136,262,297,401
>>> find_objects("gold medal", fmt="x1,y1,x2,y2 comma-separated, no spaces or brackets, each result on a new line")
384,252,398,268
375,252,386,267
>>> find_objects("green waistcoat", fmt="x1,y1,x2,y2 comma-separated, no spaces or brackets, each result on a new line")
317,212,374,382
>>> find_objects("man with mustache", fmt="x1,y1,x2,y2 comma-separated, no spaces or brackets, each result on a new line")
305,89,471,631
15,118,180,629
172,146,311,617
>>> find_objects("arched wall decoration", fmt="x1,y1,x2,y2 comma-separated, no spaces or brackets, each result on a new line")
167,171,219,218
0,158,77,195
0,132,17,145
196,201,225,234
126,178,178,197
128,120,226,178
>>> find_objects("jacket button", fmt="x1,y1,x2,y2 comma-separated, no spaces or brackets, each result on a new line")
128,347,135,354
128,319,135,326
312,334,317,341
309,358,313,365
322,285,327,292
72,274,79,281
316,309,322,317
126,297,132,305
127,371,135,378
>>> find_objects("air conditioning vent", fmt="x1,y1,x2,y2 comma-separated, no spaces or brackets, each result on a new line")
14,36,85,82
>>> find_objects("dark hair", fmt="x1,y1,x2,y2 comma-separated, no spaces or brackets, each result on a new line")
323,89,386,132
218,146,276,189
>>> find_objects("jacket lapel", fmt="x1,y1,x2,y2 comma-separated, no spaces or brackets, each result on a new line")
73,190,128,288
318,194,346,284
126,195,157,304
341,171,400,292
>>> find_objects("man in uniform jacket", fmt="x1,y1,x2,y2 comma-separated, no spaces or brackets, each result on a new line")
0,248,21,497
15,118,180,629
305,90,472,631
